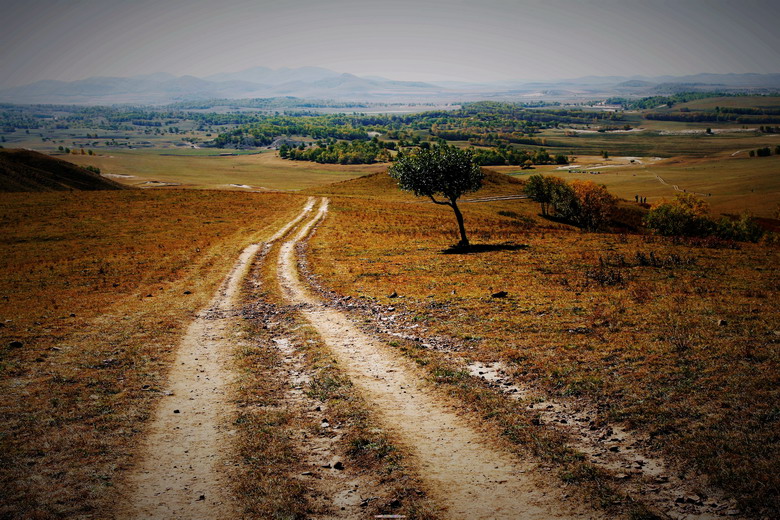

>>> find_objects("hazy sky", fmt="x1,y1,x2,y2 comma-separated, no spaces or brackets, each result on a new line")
1,0,778,88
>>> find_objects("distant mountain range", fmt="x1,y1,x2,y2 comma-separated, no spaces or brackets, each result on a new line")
0,67,778,105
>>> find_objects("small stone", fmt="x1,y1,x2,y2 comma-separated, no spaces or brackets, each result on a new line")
174,409,180,414
333,461,344,470
184,290,192,295
8,341,23,349
197,495,205,501
70,313,76,318
301,471,313,476
609,446,620,452
491,290,508,298
717,319,727,326
388,291,398,298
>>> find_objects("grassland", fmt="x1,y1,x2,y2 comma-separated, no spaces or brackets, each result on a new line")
499,153,780,218
230,239,439,518
2,97,780,517
0,189,303,517
675,95,780,111
64,150,381,190
305,172,780,515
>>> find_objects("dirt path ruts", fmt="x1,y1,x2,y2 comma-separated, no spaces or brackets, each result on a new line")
117,199,314,519
277,198,602,519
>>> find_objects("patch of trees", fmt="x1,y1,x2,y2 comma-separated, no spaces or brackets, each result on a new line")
524,175,617,231
279,139,391,164
471,146,566,167
645,193,764,242
748,146,779,157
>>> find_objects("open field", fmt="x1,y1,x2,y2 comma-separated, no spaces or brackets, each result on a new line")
495,154,780,218
675,96,780,111
305,172,780,516
2,96,780,518
0,189,304,517
538,126,779,158
63,150,381,190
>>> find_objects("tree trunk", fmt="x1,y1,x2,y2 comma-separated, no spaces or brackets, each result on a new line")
450,200,469,247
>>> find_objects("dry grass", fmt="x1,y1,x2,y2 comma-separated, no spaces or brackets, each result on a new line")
305,172,780,516
495,154,780,218
0,189,303,518
65,150,383,191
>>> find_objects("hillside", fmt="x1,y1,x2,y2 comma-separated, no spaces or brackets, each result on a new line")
0,149,130,192
297,168,780,516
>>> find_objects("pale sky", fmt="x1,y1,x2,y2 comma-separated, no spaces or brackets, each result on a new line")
1,0,778,88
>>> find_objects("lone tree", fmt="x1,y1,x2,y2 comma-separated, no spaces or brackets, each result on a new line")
389,145,483,247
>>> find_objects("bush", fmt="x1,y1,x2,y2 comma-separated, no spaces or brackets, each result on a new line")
715,213,764,243
644,194,714,237
646,194,763,242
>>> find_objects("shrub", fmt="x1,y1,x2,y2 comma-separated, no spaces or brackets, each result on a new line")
644,194,714,237
715,213,764,243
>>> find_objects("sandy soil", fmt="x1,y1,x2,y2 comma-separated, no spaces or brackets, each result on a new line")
115,200,316,519
276,198,602,519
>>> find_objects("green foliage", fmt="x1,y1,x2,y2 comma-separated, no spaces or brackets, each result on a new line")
524,174,562,216
645,203,708,237
645,199,764,242
279,140,391,164
471,146,552,166
390,145,483,202
715,213,764,242
389,145,483,246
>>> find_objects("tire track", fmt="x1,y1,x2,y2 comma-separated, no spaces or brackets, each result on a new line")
276,197,601,519
116,199,314,519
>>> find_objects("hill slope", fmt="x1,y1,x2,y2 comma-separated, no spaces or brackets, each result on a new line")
0,149,131,192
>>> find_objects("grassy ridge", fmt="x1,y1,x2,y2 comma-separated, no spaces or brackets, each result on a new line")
0,189,302,518
306,172,780,515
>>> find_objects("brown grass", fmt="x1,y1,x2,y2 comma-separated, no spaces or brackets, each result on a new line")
0,189,303,518
227,238,439,518
305,172,780,516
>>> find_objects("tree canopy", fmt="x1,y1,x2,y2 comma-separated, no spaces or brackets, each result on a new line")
389,145,483,247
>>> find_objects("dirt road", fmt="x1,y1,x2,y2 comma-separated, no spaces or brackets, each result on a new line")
276,198,599,519
118,195,600,519
117,199,315,519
